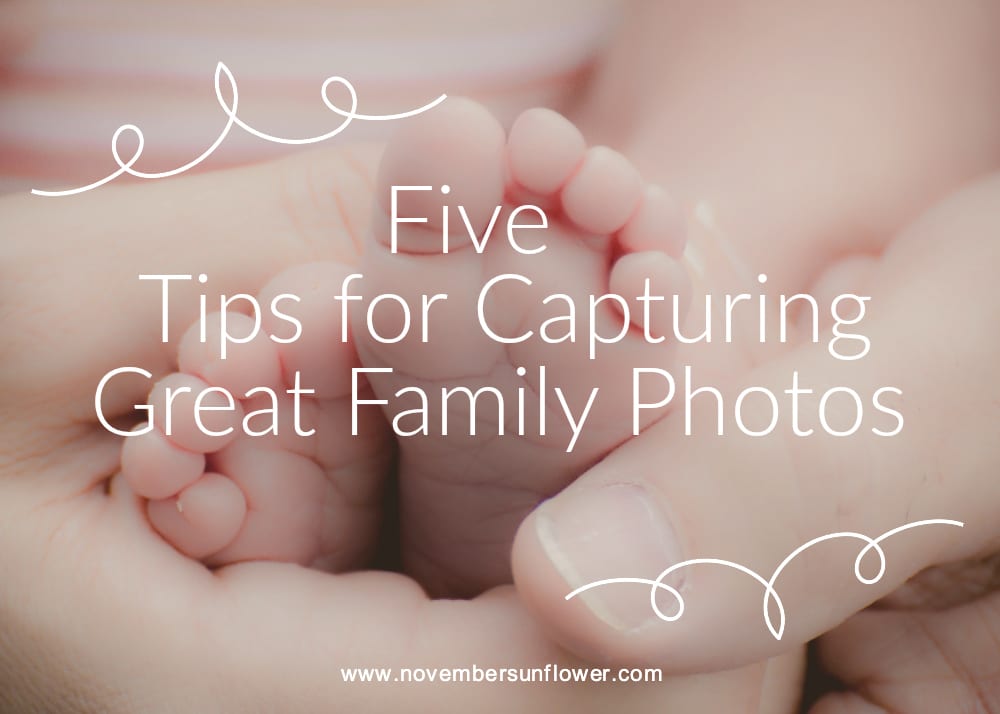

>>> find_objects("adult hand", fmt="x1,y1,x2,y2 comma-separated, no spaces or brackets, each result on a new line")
810,557,1000,712
0,150,773,713
513,174,1000,683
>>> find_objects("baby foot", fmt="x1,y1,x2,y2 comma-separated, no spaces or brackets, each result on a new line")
121,263,392,571
355,99,689,596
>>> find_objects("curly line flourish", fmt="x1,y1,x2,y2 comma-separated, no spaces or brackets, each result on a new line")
31,61,447,197
564,519,964,640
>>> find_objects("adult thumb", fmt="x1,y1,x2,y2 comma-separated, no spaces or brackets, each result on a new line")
512,177,1000,672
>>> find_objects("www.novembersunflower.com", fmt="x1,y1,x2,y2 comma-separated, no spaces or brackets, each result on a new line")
341,664,664,685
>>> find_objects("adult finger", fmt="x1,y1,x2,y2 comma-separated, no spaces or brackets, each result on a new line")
0,473,769,714
512,174,1000,670
809,588,1000,713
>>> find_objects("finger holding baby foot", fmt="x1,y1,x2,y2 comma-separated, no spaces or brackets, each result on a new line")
513,175,1000,672
122,262,392,571
354,99,690,596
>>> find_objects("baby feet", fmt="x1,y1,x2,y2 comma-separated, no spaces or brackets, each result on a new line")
356,99,689,596
121,263,392,571
118,100,688,594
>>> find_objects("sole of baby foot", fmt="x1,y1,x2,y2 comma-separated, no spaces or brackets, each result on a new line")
353,99,690,596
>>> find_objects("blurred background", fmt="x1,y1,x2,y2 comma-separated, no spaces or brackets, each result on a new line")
0,0,622,195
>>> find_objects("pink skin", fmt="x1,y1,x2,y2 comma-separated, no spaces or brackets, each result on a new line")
356,100,691,596
121,263,392,571
116,101,692,600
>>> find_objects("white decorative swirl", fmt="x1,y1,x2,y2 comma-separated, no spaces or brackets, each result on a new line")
565,519,964,640
31,62,447,198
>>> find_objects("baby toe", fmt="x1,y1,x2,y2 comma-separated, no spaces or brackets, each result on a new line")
507,108,586,198
618,185,687,259
561,146,642,236
147,472,246,560
206,440,329,567
609,250,691,339
375,97,505,254
179,312,283,396
258,262,360,399
148,373,244,454
121,424,205,500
